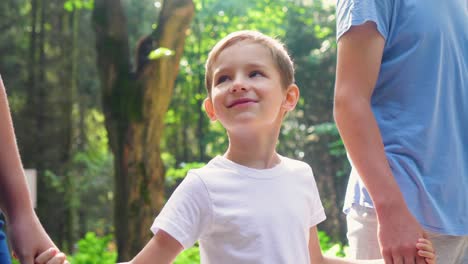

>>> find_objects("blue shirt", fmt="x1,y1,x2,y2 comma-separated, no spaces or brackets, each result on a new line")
0,218,12,264
337,0,468,235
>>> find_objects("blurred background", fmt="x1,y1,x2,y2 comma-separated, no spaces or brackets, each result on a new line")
0,0,350,262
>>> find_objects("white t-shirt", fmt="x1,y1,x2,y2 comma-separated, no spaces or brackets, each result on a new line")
151,155,326,264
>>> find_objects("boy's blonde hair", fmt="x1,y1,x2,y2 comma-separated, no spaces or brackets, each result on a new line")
205,30,295,96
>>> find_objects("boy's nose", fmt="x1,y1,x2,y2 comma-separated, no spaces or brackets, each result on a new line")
230,77,248,93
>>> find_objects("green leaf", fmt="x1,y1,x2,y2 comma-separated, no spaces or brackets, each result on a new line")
64,1,74,12
148,47,175,60
63,0,94,12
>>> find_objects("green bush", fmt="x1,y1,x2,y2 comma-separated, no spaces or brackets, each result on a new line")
174,245,201,263
67,232,117,264
319,230,348,257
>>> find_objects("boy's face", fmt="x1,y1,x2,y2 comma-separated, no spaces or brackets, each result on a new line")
204,40,298,132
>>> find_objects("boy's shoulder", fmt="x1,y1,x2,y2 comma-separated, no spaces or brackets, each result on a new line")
188,156,234,176
184,155,317,194
188,155,313,177
185,156,229,179
279,155,313,172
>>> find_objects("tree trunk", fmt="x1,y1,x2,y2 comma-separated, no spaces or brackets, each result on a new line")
92,0,194,260
63,7,79,252
21,0,39,169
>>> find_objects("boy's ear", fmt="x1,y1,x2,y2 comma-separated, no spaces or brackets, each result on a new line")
282,84,300,111
203,97,217,121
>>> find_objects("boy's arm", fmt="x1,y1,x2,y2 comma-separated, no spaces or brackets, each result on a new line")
125,230,183,264
309,226,382,264
35,248,68,264
334,21,426,263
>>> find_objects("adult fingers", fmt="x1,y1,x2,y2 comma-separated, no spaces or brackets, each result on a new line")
382,248,393,264
383,254,393,264
18,254,34,264
416,256,426,264
392,255,404,264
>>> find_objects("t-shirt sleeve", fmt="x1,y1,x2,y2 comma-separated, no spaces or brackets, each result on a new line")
336,0,393,41
151,172,212,249
307,166,327,227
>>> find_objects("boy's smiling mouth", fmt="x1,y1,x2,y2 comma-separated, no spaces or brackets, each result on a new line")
227,98,257,108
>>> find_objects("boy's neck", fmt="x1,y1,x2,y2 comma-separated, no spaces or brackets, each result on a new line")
224,127,281,169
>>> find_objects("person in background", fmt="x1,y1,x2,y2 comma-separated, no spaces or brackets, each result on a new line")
334,0,467,263
0,75,68,264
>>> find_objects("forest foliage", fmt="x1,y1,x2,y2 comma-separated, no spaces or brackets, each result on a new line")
0,0,350,259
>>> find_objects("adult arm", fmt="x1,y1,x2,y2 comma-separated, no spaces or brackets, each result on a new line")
333,22,427,264
0,76,57,263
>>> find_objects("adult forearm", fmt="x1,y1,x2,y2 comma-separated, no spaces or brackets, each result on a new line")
0,145,33,221
334,96,407,212
0,77,34,220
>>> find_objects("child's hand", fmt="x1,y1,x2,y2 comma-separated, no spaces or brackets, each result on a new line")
35,247,69,264
416,238,436,264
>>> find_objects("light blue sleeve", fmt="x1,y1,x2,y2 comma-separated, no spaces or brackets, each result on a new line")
336,0,394,41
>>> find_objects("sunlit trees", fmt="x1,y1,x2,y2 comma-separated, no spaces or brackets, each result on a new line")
92,0,194,260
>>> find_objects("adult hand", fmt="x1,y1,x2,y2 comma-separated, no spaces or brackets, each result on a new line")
377,204,427,264
7,211,57,264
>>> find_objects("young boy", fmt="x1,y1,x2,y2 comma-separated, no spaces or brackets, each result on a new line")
37,30,434,264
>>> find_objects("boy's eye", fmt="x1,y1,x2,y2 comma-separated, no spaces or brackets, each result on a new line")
249,71,263,78
216,75,229,85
